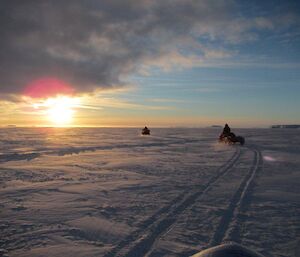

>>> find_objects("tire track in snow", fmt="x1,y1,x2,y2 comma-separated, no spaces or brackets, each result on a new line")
103,148,242,257
224,148,263,244
209,148,262,246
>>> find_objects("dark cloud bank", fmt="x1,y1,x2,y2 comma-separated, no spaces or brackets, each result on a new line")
0,0,298,98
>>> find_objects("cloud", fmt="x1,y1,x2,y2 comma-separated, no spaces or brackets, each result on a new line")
0,0,298,100
80,96,175,111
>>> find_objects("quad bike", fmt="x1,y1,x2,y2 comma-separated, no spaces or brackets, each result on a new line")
142,127,150,135
219,133,245,145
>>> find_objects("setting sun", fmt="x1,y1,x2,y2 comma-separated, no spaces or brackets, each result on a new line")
45,96,78,126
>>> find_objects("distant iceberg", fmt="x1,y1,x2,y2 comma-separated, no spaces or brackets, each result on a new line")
271,124,300,129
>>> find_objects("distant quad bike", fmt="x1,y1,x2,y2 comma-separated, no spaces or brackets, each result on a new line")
219,133,245,145
142,127,150,135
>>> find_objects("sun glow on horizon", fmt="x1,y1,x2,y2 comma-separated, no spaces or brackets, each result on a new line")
44,96,79,126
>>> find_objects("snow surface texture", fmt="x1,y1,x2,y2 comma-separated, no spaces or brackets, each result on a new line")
0,128,299,257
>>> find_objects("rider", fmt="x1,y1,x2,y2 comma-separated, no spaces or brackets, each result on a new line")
220,123,235,139
222,123,231,136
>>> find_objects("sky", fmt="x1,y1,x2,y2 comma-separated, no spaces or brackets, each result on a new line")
0,0,299,127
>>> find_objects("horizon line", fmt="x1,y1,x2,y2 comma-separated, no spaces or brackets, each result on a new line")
0,125,288,129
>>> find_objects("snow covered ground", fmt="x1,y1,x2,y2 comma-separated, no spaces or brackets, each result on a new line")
0,128,299,257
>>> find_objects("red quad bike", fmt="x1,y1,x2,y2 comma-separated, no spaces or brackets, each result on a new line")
219,133,245,145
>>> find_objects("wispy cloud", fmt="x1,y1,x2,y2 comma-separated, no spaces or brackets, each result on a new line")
147,98,186,103
86,97,175,111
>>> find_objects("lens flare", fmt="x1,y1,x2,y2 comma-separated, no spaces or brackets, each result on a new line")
263,155,276,162
24,77,74,98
